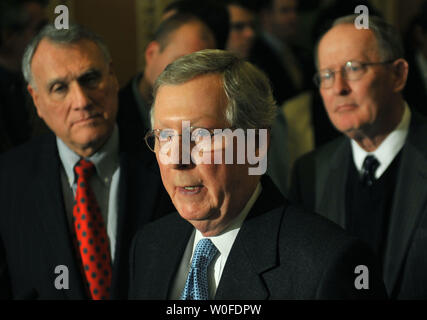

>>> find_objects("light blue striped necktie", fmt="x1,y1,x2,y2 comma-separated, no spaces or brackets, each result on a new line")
180,238,218,300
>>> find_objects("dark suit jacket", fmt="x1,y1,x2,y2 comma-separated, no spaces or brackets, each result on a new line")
129,176,386,299
290,112,427,299
0,132,174,299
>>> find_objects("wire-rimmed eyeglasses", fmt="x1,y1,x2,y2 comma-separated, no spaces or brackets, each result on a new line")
144,127,234,153
313,60,395,89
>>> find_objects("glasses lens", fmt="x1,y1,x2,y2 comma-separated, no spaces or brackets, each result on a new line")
317,70,334,88
344,61,365,81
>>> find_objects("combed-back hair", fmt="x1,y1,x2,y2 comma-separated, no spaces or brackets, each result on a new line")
152,49,277,130
22,24,111,87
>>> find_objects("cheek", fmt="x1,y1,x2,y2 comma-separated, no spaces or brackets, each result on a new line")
39,101,68,127
320,91,334,115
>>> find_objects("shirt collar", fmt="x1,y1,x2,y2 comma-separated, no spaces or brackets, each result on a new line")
57,125,120,186
351,103,411,178
193,182,262,261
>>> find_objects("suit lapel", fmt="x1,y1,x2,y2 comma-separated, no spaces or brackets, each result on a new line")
317,138,350,228
215,176,285,300
34,135,86,299
383,114,427,296
145,215,193,299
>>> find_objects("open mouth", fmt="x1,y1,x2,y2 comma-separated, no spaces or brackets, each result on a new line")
177,185,204,195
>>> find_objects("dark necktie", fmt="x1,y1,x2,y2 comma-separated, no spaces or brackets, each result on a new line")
361,155,380,187
181,238,218,300
73,159,112,300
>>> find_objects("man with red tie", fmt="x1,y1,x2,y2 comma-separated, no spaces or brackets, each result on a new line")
0,24,173,299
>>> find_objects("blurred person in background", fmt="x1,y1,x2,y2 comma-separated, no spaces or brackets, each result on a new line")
117,12,218,152
0,0,48,153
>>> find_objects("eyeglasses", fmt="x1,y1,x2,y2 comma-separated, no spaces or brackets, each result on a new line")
313,60,395,89
144,127,235,154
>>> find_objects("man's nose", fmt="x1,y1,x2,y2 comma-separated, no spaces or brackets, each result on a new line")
332,72,351,95
71,83,91,109
168,136,195,170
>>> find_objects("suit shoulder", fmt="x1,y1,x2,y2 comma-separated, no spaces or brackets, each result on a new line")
0,134,54,169
296,136,346,165
278,205,386,298
407,112,427,155
281,204,358,251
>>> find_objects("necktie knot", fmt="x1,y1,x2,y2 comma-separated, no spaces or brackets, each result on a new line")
181,238,218,300
361,155,380,186
191,238,218,270
74,159,95,179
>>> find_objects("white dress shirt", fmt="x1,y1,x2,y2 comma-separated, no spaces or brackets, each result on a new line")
57,125,121,261
169,182,262,299
351,103,411,179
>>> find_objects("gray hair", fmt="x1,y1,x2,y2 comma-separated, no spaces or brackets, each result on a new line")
151,49,277,130
315,15,404,68
22,24,111,87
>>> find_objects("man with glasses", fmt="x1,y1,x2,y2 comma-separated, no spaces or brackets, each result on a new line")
128,49,387,300
290,15,427,299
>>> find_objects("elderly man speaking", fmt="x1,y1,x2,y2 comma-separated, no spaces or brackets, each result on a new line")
129,49,386,300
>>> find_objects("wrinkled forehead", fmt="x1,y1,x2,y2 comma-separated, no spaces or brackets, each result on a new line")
32,38,107,70
153,74,228,129
317,24,380,68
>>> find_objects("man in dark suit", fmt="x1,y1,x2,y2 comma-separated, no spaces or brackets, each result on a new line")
117,12,217,152
0,24,172,299
290,15,427,299
129,49,386,300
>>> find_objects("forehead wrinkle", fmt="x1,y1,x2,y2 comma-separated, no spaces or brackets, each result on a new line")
319,25,380,69
32,39,106,89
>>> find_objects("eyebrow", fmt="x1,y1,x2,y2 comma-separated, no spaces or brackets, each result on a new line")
46,68,102,92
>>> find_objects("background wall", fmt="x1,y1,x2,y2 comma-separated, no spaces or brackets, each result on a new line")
44,0,426,88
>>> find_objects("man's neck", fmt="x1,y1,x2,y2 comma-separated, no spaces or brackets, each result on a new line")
351,100,406,152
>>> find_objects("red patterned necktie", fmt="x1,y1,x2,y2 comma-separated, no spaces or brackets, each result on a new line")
73,159,112,300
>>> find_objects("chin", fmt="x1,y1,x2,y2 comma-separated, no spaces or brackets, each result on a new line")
177,203,218,223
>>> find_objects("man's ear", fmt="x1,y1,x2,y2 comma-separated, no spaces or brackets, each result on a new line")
27,84,43,119
145,41,160,66
391,58,409,93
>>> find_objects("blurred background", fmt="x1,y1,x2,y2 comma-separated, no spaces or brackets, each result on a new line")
1,0,426,187
45,0,426,87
